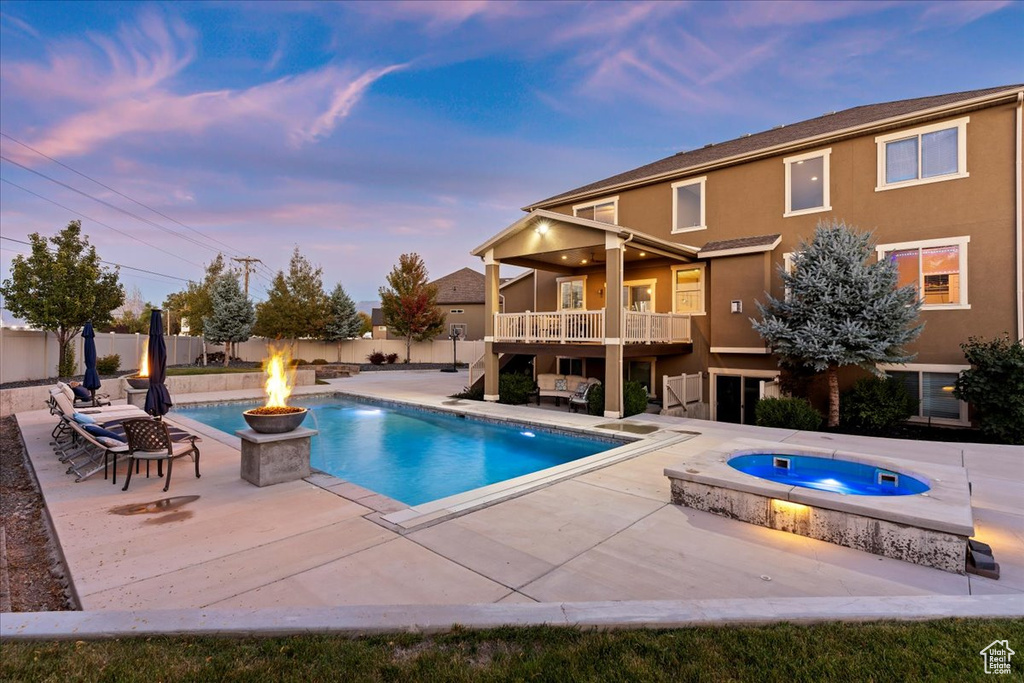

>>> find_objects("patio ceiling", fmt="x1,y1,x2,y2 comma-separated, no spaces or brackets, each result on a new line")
472,210,698,272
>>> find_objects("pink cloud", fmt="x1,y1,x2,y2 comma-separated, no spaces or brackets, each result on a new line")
917,0,1013,28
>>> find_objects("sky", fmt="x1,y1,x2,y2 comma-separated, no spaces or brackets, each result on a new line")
1,0,1021,318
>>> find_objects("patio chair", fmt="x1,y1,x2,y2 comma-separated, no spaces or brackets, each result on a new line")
58,419,131,483
569,379,600,413
121,418,201,492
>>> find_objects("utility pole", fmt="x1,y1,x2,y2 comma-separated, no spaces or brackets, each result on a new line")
232,257,262,299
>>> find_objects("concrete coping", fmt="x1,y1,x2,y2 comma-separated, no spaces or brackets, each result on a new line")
2,595,1021,640
236,426,319,444
664,438,974,537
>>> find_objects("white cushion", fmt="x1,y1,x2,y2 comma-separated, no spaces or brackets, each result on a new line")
57,382,75,402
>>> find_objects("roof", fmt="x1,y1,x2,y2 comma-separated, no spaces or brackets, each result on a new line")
429,267,485,304
371,308,384,326
699,234,782,258
529,85,1023,209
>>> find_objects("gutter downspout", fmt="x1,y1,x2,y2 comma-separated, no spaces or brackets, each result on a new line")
1016,92,1023,340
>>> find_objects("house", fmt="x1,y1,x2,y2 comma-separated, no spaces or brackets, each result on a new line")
473,85,1024,422
428,267,488,340
370,308,389,340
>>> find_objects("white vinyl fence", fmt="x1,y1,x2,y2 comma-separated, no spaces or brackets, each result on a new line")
1,327,485,384
661,371,709,419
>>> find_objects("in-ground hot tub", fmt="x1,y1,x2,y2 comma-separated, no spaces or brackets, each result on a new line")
665,441,974,574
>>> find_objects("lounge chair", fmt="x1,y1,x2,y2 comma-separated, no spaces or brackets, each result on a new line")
56,418,131,483
121,418,201,492
57,381,110,408
569,379,601,413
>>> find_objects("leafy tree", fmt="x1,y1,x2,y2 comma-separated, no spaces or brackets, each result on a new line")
253,248,329,340
357,311,372,337
752,220,922,427
162,254,227,339
0,220,124,377
323,283,362,340
378,253,446,362
203,274,255,366
954,335,1024,444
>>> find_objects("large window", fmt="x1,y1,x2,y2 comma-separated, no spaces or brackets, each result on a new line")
884,365,969,425
573,197,618,224
557,357,584,376
875,118,969,190
672,266,704,314
784,149,831,217
671,177,706,233
876,236,969,309
557,276,585,310
623,279,655,312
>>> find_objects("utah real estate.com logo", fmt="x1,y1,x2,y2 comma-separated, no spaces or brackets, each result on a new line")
980,640,1015,675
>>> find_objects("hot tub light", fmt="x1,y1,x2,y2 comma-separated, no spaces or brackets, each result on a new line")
771,499,809,513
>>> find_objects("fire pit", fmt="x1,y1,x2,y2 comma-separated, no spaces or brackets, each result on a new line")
125,350,151,389
242,348,306,434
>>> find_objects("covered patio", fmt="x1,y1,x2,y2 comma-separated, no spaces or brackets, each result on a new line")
472,209,699,417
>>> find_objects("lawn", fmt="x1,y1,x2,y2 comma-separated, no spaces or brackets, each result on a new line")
3,620,1021,682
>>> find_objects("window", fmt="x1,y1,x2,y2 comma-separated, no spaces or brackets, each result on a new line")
623,279,655,312
884,366,968,425
671,177,706,233
784,149,831,217
557,276,585,310
876,236,969,309
557,357,584,376
449,308,464,314
876,118,969,190
573,196,618,224
625,359,653,395
672,266,704,314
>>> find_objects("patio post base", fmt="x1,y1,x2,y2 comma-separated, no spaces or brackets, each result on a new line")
236,426,318,487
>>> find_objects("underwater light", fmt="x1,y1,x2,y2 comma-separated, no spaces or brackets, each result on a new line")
521,431,536,438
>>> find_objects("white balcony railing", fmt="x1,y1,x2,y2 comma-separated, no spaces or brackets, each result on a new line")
493,310,690,344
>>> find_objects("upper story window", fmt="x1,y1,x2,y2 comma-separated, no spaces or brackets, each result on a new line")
573,196,618,224
672,266,704,314
449,308,465,314
623,279,656,312
875,236,970,309
784,149,831,217
671,177,706,233
557,276,586,310
875,117,969,191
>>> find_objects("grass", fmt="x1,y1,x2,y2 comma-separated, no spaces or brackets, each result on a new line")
165,367,262,376
3,620,1022,682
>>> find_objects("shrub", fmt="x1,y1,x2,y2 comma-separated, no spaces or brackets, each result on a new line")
295,358,309,366
585,383,602,416
623,380,649,417
385,353,399,365
755,397,823,431
840,376,917,433
450,384,484,401
366,351,386,365
59,346,76,378
954,335,1024,444
311,358,329,365
499,372,535,405
96,354,120,375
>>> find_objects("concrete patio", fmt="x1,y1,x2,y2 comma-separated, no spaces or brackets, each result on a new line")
13,370,1024,615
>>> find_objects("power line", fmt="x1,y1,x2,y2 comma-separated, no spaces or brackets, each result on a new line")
0,177,205,270
0,235,190,281
1,131,248,259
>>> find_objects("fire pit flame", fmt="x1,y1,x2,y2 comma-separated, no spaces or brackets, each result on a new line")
139,350,150,378
264,347,294,408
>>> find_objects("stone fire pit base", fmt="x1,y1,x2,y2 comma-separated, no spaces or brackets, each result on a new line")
236,426,318,487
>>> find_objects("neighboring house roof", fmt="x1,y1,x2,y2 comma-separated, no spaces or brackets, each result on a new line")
430,267,486,304
371,308,385,326
528,84,1024,210
700,234,782,259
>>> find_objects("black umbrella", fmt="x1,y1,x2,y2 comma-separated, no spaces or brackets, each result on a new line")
144,309,173,417
82,322,101,404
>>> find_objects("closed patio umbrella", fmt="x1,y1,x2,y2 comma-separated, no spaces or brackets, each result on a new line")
144,309,173,417
81,322,101,404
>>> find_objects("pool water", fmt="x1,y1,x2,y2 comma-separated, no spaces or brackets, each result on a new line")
176,396,613,505
728,453,929,496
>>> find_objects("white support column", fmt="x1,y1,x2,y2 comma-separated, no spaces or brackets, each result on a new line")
483,250,501,402
604,234,624,418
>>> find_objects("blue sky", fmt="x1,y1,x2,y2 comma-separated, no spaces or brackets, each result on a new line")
1,0,1021,313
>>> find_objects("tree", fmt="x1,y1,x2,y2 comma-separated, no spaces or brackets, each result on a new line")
203,273,255,366
378,253,446,362
752,220,922,427
954,335,1024,444
164,254,227,362
253,248,329,340
322,283,362,359
1,220,124,377
357,311,372,337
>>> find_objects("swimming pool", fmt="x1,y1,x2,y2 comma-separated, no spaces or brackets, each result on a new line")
175,395,614,505
728,453,930,496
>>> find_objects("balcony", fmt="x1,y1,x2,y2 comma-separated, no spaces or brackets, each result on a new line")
493,309,691,344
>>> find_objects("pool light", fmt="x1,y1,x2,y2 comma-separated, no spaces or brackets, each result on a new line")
520,431,536,438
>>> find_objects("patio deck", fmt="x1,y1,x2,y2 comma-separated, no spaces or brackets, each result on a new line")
13,370,1024,612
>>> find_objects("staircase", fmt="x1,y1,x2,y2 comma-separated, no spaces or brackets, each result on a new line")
467,353,532,392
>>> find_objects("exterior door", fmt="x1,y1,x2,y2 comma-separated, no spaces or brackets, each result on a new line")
716,375,742,423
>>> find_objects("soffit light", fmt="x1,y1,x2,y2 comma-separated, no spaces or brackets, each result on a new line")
561,255,568,260
639,251,646,257
535,222,550,235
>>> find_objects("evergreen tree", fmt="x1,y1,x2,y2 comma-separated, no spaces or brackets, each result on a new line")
163,254,227,339
378,253,446,362
253,248,329,340
752,220,923,427
324,283,362,339
203,273,255,366
0,220,124,377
